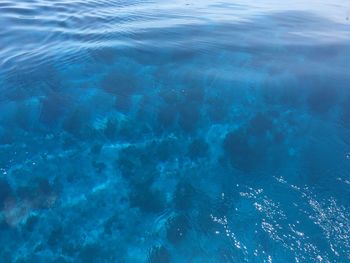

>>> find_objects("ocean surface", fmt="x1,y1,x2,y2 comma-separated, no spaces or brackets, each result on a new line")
1,0,350,262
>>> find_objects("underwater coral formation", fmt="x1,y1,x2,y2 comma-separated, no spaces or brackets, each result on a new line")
1,1,350,262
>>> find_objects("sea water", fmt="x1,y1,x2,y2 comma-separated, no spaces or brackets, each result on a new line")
0,0,350,262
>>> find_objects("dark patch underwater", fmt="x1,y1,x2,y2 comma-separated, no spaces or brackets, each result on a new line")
1,0,350,262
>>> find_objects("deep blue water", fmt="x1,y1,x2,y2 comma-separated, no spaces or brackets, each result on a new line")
1,0,350,262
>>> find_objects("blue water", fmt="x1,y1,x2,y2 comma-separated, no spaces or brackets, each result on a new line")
1,0,350,262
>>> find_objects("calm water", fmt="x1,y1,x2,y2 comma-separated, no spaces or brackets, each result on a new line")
1,0,350,262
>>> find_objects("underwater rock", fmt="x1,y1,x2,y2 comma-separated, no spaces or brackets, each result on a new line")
16,177,58,210
155,138,180,162
223,129,262,171
157,105,177,129
16,185,37,201
104,118,118,141
47,225,63,248
206,96,228,123
24,215,39,232
35,177,54,196
0,178,13,209
188,138,209,159
78,244,103,263
103,214,122,235
148,245,171,263
62,108,90,137
178,102,200,133
248,113,273,136
0,217,11,232
130,186,166,213
173,182,196,211
117,120,146,142
166,214,189,244
117,146,157,185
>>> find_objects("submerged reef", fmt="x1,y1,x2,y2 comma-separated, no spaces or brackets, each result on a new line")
173,182,196,211
166,214,190,245
1,4,350,262
130,185,166,213
223,128,263,171
188,138,209,159
0,179,13,210
148,245,171,263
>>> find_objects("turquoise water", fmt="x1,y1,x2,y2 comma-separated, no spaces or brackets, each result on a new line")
1,0,350,262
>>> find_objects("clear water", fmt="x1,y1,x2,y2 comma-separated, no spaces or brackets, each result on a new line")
1,0,350,262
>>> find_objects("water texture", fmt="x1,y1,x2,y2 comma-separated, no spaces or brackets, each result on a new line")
1,0,350,262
